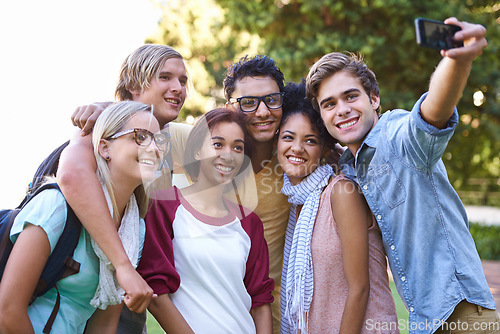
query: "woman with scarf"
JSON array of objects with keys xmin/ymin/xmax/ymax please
[
  {"xmin": 0, "ymin": 101, "xmax": 165, "ymax": 333},
  {"xmin": 277, "ymin": 82, "xmax": 398, "ymax": 333}
]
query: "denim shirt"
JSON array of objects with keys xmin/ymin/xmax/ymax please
[{"xmin": 339, "ymin": 93, "xmax": 495, "ymax": 333}]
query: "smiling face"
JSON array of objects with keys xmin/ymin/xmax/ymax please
[
  {"xmin": 132, "ymin": 57, "xmax": 187, "ymax": 127},
  {"xmin": 230, "ymin": 76, "xmax": 282, "ymax": 144},
  {"xmin": 196, "ymin": 122, "xmax": 246, "ymax": 186},
  {"xmin": 277, "ymin": 113, "xmax": 326, "ymax": 185},
  {"xmin": 317, "ymin": 70, "xmax": 380, "ymax": 155},
  {"xmin": 104, "ymin": 112, "xmax": 162, "ymax": 188}
]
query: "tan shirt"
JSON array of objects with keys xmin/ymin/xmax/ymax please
[
  {"xmin": 169, "ymin": 122, "xmax": 193, "ymax": 180},
  {"xmin": 148, "ymin": 122, "xmax": 193, "ymax": 192},
  {"xmin": 253, "ymin": 155, "xmax": 290, "ymax": 333}
]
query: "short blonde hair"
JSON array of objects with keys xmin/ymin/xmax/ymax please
[{"xmin": 115, "ymin": 44, "xmax": 184, "ymax": 101}]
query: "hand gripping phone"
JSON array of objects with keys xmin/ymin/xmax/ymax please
[{"xmin": 415, "ymin": 18, "xmax": 463, "ymax": 50}]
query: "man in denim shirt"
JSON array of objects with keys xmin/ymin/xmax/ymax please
[{"xmin": 306, "ymin": 18, "xmax": 499, "ymax": 333}]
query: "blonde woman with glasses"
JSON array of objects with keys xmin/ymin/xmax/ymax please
[{"xmin": 0, "ymin": 101, "xmax": 166, "ymax": 333}]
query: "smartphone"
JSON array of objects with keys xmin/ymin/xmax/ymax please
[{"xmin": 415, "ymin": 18, "xmax": 463, "ymax": 50}]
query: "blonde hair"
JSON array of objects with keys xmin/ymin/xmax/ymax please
[
  {"xmin": 92, "ymin": 101, "xmax": 153, "ymax": 218},
  {"xmin": 115, "ymin": 44, "xmax": 185, "ymax": 101}
]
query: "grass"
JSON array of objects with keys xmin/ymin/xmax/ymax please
[
  {"xmin": 469, "ymin": 222, "xmax": 500, "ymax": 260},
  {"xmin": 144, "ymin": 282, "xmax": 410, "ymax": 334},
  {"xmin": 146, "ymin": 312, "xmax": 163, "ymax": 334},
  {"xmin": 391, "ymin": 280, "xmax": 410, "ymax": 334}
]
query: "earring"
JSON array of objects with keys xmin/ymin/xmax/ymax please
[
  {"xmin": 105, "ymin": 156, "xmax": 110, "ymax": 161},
  {"xmin": 320, "ymin": 157, "xmax": 327, "ymax": 165}
]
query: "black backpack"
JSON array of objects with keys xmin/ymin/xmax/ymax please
[
  {"xmin": 0, "ymin": 180, "xmax": 81, "ymax": 331},
  {"xmin": 24, "ymin": 140, "xmax": 70, "ymax": 200}
]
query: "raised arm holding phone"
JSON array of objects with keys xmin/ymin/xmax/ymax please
[{"xmin": 306, "ymin": 18, "xmax": 498, "ymax": 333}]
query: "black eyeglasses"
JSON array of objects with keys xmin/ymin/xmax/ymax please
[
  {"xmin": 109, "ymin": 128, "xmax": 171, "ymax": 153},
  {"xmin": 229, "ymin": 92, "xmax": 284, "ymax": 113}
]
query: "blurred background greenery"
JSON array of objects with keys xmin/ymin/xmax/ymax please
[{"xmin": 145, "ymin": 0, "xmax": 499, "ymax": 206}]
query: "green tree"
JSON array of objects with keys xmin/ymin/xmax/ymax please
[
  {"xmin": 152, "ymin": 0, "xmax": 500, "ymax": 205},
  {"xmin": 212, "ymin": 0, "xmax": 500, "ymax": 205},
  {"xmin": 214, "ymin": 0, "xmax": 498, "ymax": 110},
  {"xmin": 148, "ymin": 0, "xmax": 263, "ymax": 119}
]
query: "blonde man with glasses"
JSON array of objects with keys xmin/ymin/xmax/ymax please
[{"xmin": 223, "ymin": 55, "xmax": 290, "ymax": 333}]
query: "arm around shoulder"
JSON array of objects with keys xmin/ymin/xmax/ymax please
[
  {"xmin": 57, "ymin": 131, "xmax": 101, "ymax": 210},
  {"xmin": 71, "ymin": 101, "xmax": 112, "ymax": 136},
  {"xmin": 57, "ymin": 131, "xmax": 120, "ymax": 258}
]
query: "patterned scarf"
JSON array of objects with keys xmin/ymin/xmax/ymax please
[
  {"xmin": 90, "ymin": 184, "xmax": 140, "ymax": 310},
  {"xmin": 280, "ymin": 164, "xmax": 333, "ymax": 333}
]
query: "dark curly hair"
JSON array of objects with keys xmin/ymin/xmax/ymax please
[
  {"xmin": 223, "ymin": 55, "xmax": 285, "ymax": 100},
  {"xmin": 281, "ymin": 80, "xmax": 338, "ymax": 150}
]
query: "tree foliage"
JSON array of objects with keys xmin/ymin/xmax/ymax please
[
  {"xmin": 148, "ymin": 0, "xmax": 263, "ymax": 118},
  {"xmin": 152, "ymin": 0, "xmax": 500, "ymax": 205}
]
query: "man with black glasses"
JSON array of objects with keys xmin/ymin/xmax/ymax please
[{"xmin": 223, "ymin": 55, "xmax": 291, "ymax": 333}]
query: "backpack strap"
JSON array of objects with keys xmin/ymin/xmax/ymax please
[
  {"xmin": 34, "ymin": 198, "xmax": 81, "ymax": 297},
  {"xmin": 20, "ymin": 183, "xmax": 61, "ymax": 209},
  {"xmin": 42, "ymin": 285, "xmax": 61, "ymax": 334},
  {"xmin": 29, "ymin": 141, "xmax": 70, "ymax": 194},
  {"xmin": 2, "ymin": 182, "xmax": 81, "ymax": 334},
  {"xmin": 0, "ymin": 208, "xmax": 21, "ymax": 276},
  {"xmin": 61, "ymin": 257, "xmax": 81, "ymax": 279},
  {"xmin": 0, "ymin": 183, "xmax": 60, "ymax": 275}
]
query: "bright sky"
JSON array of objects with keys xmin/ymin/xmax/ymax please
[{"xmin": 0, "ymin": 0, "xmax": 161, "ymax": 208}]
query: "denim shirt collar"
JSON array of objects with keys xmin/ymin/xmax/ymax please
[{"xmin": 339, "ymin": 116, "xmax": 383, "ymax": 178}]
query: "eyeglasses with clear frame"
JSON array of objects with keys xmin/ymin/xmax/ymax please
[
  {"xmin": 108, "ymin": 128, "xmax": 171, "ymax": 153},
  {"xmin": 229, "ymin": 92, "xmax": 284, "ymax": 113}
]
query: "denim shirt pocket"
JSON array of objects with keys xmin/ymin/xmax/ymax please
[{"xmin": 369, "ymin": 162, "xmax": 406, "ymax": 209}]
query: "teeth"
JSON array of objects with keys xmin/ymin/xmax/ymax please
[
  {"xmin": 139, "ymin": 159, "xmax": 156, "ymax": 165},
  {"xmin": 215, "ymin": 165, "xmax": 234, "ymax": 173},
  {"xmin": 165, "ymin": 98, "xmax": 179, "ymax": 105},
  {"xmin": 255, "ymin": 121, "xmax": 272, "ymax": 126},
  {"xmin": 288, "ymin": 156, "xmax": 306, "ymax": 163},
  {"xmin": 339, "ymin": 120, "xmax": 357, "ymax": 129}
]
